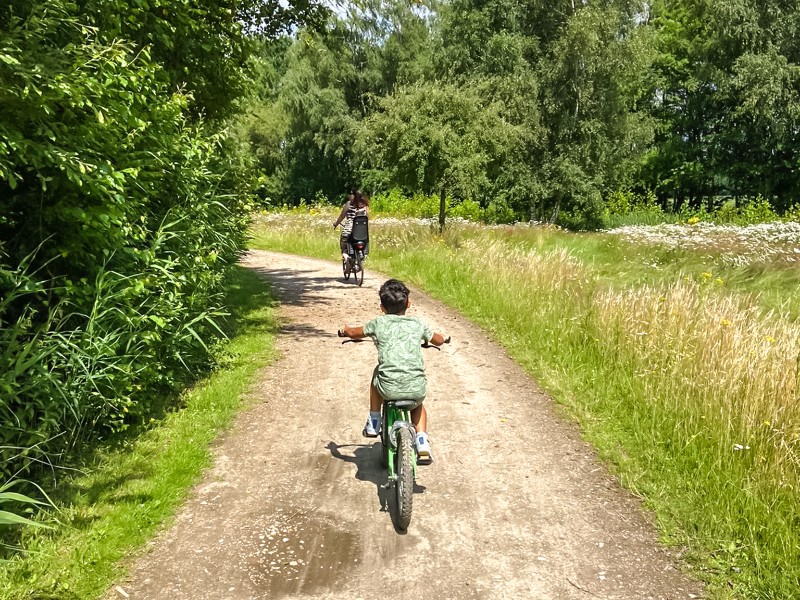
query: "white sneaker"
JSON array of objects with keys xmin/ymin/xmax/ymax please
[
  {"xmin": 362, "ymin": 415, "xmax": 380, "ymax": 438},
  {"xmin": 416, "ymin": 434, "xmax": 433, "ymax": 464}
]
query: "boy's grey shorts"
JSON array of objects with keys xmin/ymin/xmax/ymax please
[{"xmin": 372, "ymin": 366, "xmax": 425, "ymax": 409}]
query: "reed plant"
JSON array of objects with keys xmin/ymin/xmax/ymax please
[
  {"xmin": 0, "ymin": 266, "xmax": 277, "ymax": 599},
  {"xmin": 251, "ymin": 210, "xmax": 800, "ymax": 599}
]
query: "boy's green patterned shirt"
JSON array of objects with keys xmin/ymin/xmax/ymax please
[{"xmin": 364, "ymin": 314, "xmax": 433, "ymax": 400}]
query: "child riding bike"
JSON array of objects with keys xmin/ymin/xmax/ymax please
[{"xmin": 338, "ymin": 279, "xmax": 448, "ymax": 463}]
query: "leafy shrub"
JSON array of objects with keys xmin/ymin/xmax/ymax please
[
  {"xmin": 603, "ymin": 190, "xmax": 668, "ymax": 228},
  {"xmin": 450, "ymin": 199, "xmax": 482, "ymax": 221},
  {"xmin": 483, "ymin": 199, "xmax": 517, "ymax": 224},
  {"xmin": 0, "ymin": 2, "xmax": 251, "ymax": 479},
  {"xmin": 737, "ymin": 196, "xmax": 779, "ymax": 225},
  {"xmin": 783, "ymin": 203, "xmax": 800, "ymax": 222},
  {"xmin": 371, "ymin": 189, "xmax": 441, "ymax": 218}
]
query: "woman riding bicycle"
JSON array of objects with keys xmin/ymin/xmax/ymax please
[{"xmin": 333, "ymin": 189, "xmax": 369, "ymax": 264}]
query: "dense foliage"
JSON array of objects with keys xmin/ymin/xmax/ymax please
[
  {"xmin": 0, "ymin": 0, "xmax": 322, "ymax": 483},
  {"xmin": 242, "ymin": 0, "xmax": 800, "ymax": 228}
]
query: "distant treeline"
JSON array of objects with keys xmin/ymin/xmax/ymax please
[{"xmin": 240, "ymin": 0, "xmax": 800, "ymax": 228}]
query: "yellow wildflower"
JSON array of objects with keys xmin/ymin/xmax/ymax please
[{"xmin": 721, "ymin": 319, "xmax": 732, "ymax": 327}]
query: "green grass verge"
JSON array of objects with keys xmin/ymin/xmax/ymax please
[
  {"xmin": 250, "ymin": 212, "xmax": 800, "ymax": 600},
  {"xmin": 0, "ymin": 267, "xmax": 278, "ymax": 600}
]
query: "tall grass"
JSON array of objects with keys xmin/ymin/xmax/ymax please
[
  {"xmin": 0, "ymin": 266, "xmax": 277, "ymax": 599},
  {"xmin": 251, "ymin": 210, "xmax": 800, "ymax": 599}
]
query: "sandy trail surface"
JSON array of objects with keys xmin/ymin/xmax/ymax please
[{"xmin": 110, "ymin": 250, "xmax": 703, "ymax": 600}]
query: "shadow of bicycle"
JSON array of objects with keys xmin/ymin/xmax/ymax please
[{"xmin": 326, "ymin": 441, "xmax": 426, "ymax": 533}]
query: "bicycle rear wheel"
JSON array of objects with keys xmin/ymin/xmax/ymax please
[
  {"xmin": 394, "ymin": 427, "xmax": 414, "ymax": 530},
  {"xmin": 354, "ymin": 255, "xmax": 364, "ymax": 286}
]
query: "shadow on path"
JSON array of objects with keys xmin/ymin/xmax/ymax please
[
  {"xmin": 326, "ymin": 441, "xmax": 427, "ymax": 534},
  {"xmin": 245, "ymin": 265, "xmax": 359, "ymax": 309}
]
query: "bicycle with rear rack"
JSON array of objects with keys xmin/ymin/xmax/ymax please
[
  {"xmin": 340, "ymin": 214, "xmax": 369, "ymax": 286},
  {"xmin": 339, "ymin": 335, "xmax": 450, "ymax": 530}
]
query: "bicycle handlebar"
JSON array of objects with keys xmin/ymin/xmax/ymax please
[{"xmin": 338, "ymin": 331, "xmax": 451, "ymax": 347}]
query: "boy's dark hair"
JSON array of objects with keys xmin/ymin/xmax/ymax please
[{"xmin": 379, "ymin": 279, "xmax": 410, "ymax": 314}]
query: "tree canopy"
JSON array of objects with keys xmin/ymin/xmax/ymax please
[{"xmin": 241, "ymin": 0, "xmax": 800, "ymax": 226}]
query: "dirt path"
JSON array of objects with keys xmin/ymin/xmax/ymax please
[{"xmin": 110, "ymin": 250, "xmax": 703, "ymax": 600}]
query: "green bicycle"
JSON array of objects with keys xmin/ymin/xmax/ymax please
[{"xmin": 340, "ymin": 336, "xmax": 449, "ymax": 530}]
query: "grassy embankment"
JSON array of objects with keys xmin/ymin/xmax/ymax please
[
  {"xmin": 0, "ymin": 267, "xmax": 278, "ymax": 600},
  {"xmin": 251, "ymin": 209, "xmax": 800, "ymax": 600}
]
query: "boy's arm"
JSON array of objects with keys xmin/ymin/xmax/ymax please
[{"xmin": 338, "ymin": 325, "xmax": 366, "ymax": 339}]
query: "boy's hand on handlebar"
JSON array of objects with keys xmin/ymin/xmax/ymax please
[
  {"xmin": 427, "ymin": 332, "xmax": 450, "ymax": 346},
  {"xmin": 338, "ymin": 325, "xmax": 366, "ymax": 339}
]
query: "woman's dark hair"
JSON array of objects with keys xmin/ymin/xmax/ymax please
[
  {"xmin": 379, "ymin": 279, "xmax": 409, "ymax": 314},
  {"xmin": 353, "ymin": 189, "xmax": 369, "ymax": 208}
]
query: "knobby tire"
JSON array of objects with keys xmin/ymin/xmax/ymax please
[
  {"xmin": 355, "ymin": 256, "xmax": 364, "ymax": 286},
  {"xmin": 395, "ymin": 427, "xmax": 414, "ymax": 530}
]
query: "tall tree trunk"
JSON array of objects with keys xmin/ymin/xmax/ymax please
[
  {"xmin": 439, "ymin": 186, "xmax": 446, "ymax": 233},
  {"xmin": 549, "ymin": 197, "xmax": 561, "ymax": 224}
]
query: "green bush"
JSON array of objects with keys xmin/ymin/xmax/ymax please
[
  {"xmin": 783, "ymin": 203, "xmax": 800, "ymax": 222},
  {"xmin": 483, "ymin": 199, "xmax": 517, "ymax": 224},
  {"xmin": 603, "ymin": 190, "xmax": 669, "ymax": 228},
  {"xmin": 737, "ymin": 196, "xmax": 779, "ymax": 225},
  {"xmin": 450, "ymin": 199, "xmax": 482, "ymax": 221},
  {"xmin": 0, "ymin": 2, "xmax": 251, "ymax": 480}
]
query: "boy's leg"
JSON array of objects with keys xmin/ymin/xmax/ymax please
[
  {"xmin": 363, "ymin": 382, "xmax": 383, "ymax": 437},
  {"xmin": 410, "ymin": 404, "xmax": 427, "ymax": 434},
  {"xmin": 411, "ymin": 403, "xmax": 433, "ymax": 464},
  {"xmin": 369, "ymin": 383, "xmax": 383, "ymax": 413}
]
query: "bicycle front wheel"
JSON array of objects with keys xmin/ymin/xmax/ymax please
[{"xmin": 394, "ymin": 427, "xmax": 414, "ymax": 530}]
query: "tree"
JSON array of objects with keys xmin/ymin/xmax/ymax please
[
  {"xmin": 355, "ymin": 82, "xmax": 520, "ymax": 229},
  {"xmin": 436, "ymin": 0, "xmax": 655, "ymax": 227},
  {"xmin": 0, "ymin": 0, "xmax": 326, "ymax": 480},
  {"xmin": 244, "ymin": 0, "xmax": 435, "ymax": 202},
  {"xmin": 536, "ymin": 2, "xmax": 656, "ymax": 226},
  {"xmin": 644, "ymin": 0, "xmax": 800, "ymax": 211}
]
